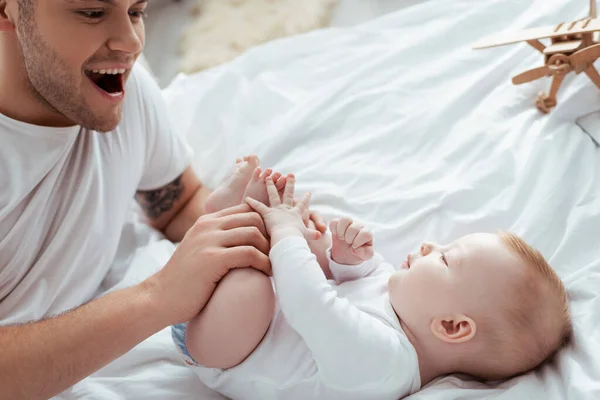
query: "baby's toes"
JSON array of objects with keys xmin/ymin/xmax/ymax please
[
  {"xmin": 260, "ymin": 168, "xmax": 273, "ymax": 180},
  {"xmin": 276, "ymin": 176, "xmax": 287, "ymax": 192},
  {"xmin": 271, "ymin": 172, "xmax": 282, "ymax": 184},
  {"xmin": 248, "ymin": 167, "xmax": 261, "ymax": 182},
  {"xmin": 244, "ymin": 155, "xmax": 260, "ymax": 169}
]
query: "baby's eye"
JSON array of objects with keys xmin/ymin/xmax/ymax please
[{"xmin": 440, "ymin": 254, "xmax": 448, "ymax": 266}]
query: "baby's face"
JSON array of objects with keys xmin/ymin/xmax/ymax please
[{"xmin": 388, "ymin": 233, "xmax": 524, "ymax": 330}]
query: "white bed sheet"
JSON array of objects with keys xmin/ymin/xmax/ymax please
[{"xmin": 60, "ymin": 0, "xmax": 600, "ymax": 398}]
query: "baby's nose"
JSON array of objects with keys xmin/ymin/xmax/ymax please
[{"xmin": 420, "ymin": 242, "xmax": 433, "ymax": 256}]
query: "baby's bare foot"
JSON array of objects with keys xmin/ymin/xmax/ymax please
[
  {"xmin": 243, "ymin": 168, "xmax": 288, "ymax": 205},
  {"xmin": 205, "ymin": 155, "xmax": 260, "ymax": 213}
]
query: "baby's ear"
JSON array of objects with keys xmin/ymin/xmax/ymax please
[{"xmin": 430, "ymin": 315, "xmax": 476, "ymax": 344}]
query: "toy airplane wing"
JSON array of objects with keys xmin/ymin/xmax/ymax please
[{"xmin": 473, "ymin": 19, "xmax": 600, "ymax": 49}]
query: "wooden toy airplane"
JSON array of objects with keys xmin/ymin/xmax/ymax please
[{"xmin": 473, "ymin": 0, "xmax": 600, "ymax": 113}]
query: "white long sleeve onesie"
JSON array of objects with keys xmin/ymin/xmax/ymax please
[{"xmin": 191, "ymin": 236, "xmax": 421, "ymax": 400}]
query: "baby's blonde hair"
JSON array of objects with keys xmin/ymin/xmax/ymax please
[{"xmin": 475, "ymin": 232, "xmax": 572, "ymax": 381}]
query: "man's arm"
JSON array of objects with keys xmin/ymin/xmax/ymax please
[
  {"xmin": 135, "ymin": 166, "xmax": 211, "ymax": 242},
  {"xmin": 0, "ymin": 205, "xmax": 271, "ymax": 400},
  {"xmin": 0, "ymin": 283, "xmax": 163, "ymax": 400},
  {"xmin": 136, "ymin": 166, "xmax": 329, "ymax": 243}
]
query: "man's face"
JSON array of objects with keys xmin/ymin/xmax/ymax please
[{"xmin": 13, "ymin": 0, "xmax": 146, "ymax": 132}]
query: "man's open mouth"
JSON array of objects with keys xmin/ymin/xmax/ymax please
[{"xmin": 85, "ymin": 69, "xmax": 126, "ymax": 95}]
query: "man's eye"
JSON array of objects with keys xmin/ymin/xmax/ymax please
[
  {"xmin": 79, "ymin": 10, "xmax": 105, "ymax": 19},
  {"xmin": 130, "ymin": 10, "xmax": 147, "ymax": 19},
  {"xmin": 440, "ymin": 254, "xmax": 448, "ymax": 266}
]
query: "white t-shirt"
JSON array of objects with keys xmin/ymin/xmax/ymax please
[
  {"xmin": 193, "ymin": 237, "xmax": 421, "ymax": 400},
  {"xmin": 0, "ymin": 64, "xmax": 193, "ymax": 324}
]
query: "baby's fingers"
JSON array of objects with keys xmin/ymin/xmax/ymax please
[
  {"xmin": 344, "ymin": 222, "xmax": 362, "ymax": 244},
  {"xmin": 265, "ymin": 177, "xmax": 281, "ymax": 207},
  {"xmin": 336, "ymin": 217, "xmax": 353, "ymax": 240},
  {"xmin": 282, "ymin": 174, "xmax": 296, "ymax": 206},
  {"xmin": 245, "ymin": 197, "xmax": 270, "ymax": 216},
  {"xmin": 352, "ymin": 245, "xmax": 374, "ymax": 260},
  {"xmin": 352, "ymin": 228, "xmax": 373, "ymax": 249},
  {"xmin": 329, "ymin": 219, "xmax": 339, "ymax": 236},
  {"xmin": 303, "ymin": 226, "xmax": 322, "ymax": 241},
  {"xmin": 295, "ymin": 192, "xmax": 312, "ymax": 216}
]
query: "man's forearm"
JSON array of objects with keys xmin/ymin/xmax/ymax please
[
  {"xmin": 0, "ymin": 282, "xmax": 166, "ymax": 400},
  {"xmin": 164, "ymin": 184, "xmax": 212, "ymax": 242}
]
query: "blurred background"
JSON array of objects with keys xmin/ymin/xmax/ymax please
[{"xmin": 143, "ymin": 0, "xmax": 424, "ymax": 87}]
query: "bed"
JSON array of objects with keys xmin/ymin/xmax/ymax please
[{"xmin": 58, "ymin": 0, "xmax": 600, "ymax": 398}]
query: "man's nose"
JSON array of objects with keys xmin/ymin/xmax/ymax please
[{"xmin": 107, "ymin": 15, "xmax": 144, "ymax": 55}]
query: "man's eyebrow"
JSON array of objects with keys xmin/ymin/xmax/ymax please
[{"xmin": 66, "ymin": 0, "xmax": 148, "ymax": 5}]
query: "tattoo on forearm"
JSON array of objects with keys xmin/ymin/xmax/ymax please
[{"xmin": 136, "ymin": 175, "xmax": 184, "ymax": 220}]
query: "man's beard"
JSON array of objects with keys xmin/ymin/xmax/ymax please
[{"xmin": 15, "ymin": 17, "xmax": 121, "ymax": 132}]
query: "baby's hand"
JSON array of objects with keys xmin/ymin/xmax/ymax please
[
  {"xmin": 330, "ymin": 217, "xmax": 374, "ymax": 265},
  {"xmin": 245, "ymin": 175, "xmax": 321, "ymax": 246}
]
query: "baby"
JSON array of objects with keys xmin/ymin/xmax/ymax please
[{"xmin": 172, "ymin": 162, "xmax": 572, "ymax": 400}]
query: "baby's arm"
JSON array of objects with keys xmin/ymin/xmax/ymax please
[
  {"xmin": 271, "ymin": 237, "xmax": 403, "ymax": 390},
  {"xmin": 245, "ymin": 179, "xmax": 405, "ymax": 390},
  {"xmin": 328, "ymin": 217, "xmax": 382, "ymax": 284}
]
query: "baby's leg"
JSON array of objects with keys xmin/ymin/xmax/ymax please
[
  {"xmin": 185, "ymin": 268, "xmax": 275, "ymax": 369},
  {"xmin": 205, "ymin": 155, "xmax": 260, "ymax": 214}
]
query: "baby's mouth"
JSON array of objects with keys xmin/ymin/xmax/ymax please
[
  {"xmin": 85, "ymin": 68, "xmax": 126, "ymax": 95},
  {"xmin": 402, "ymin": 254, "xmax": 411, "ymax": 269}
]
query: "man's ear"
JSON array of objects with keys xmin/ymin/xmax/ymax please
[
  {"xmin": 430, "ymin": 315, "xmax": 476, "ymax": 344},
  {"xmin": 0, "ymin": 0, "xmax": 16, "ymax": 32}
]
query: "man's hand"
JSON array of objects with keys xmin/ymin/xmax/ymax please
[
  {"xmin": 245, "ymin": 175, "xmax": 321, "ymax": 246},
  {"xmin": 330, "ymin": 217, "xmax": 374, "ymax": 265},
  {"xmin": 145, "ymin": 204, "xmax": 272, "ymax": 326}
]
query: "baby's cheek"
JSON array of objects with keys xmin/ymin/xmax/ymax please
[
  {"xmin": 388, "ymin": 272, "xmax": 404, "ymax": 297},
  {"xmin": 388, "ymin": 273, "xmax": 408, "ymax": 316}
]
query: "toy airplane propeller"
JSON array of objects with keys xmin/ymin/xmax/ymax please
[{"xmin": 473, "ymin": 0, "xmax": 600, "ymax": 113}]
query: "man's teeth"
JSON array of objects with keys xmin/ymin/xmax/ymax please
[{"xmin": 90, "ymin": 68, "xmax": 126, "ymax": 75}]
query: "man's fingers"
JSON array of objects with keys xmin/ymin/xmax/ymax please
[
  {"xmin": 222, "ymin": 227, "xmax": 270, "ymax": 255},
  {"xmin": 336, "ymin": 217, "xmax": 353, "ymax": 240},
  {"xmin": 345, "ymin": 223, "xmax": 361, "ymax": 244},
  {"xmin": 265, "ymin": 178, "xmax": 282, "ymax": 207},
  {"xmin": 224, "ymin": 246, "xmax": 272, "ymax": 276},
  {"xmin": 353, "ymin": 229, "xmax": 373, "ymax": 249},
  {"xmin": 282, "ymin": 174, "xmax": 295, "ymax": 206},
  {"xmin": 208, "ymin": 203, "xmax": 254, "ymax": 218},
  {"xmin": 219, "ymin": 211, "xmax": 268, "ymax": 238},
  {"xmin": 244, "ymin": 197, "xmax": 271, "ymax": 218}
]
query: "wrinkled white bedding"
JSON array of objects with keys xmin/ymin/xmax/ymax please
[{"xmin": 59, "ymin": 0, "xmax": 600, "ymax": 398}]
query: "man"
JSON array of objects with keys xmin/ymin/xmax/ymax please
[{"xmin": 0, "ymin": 0, "xmax": 326, "ymax": 398}]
